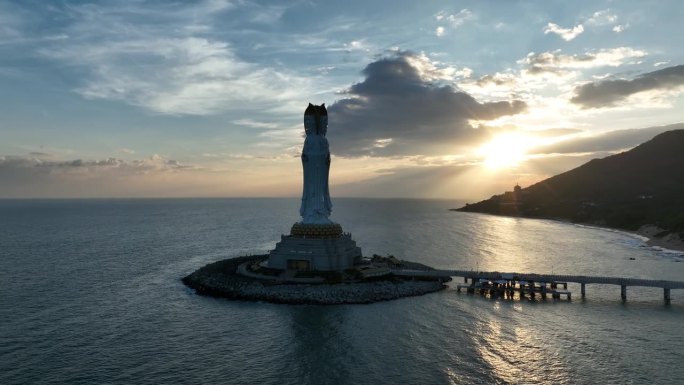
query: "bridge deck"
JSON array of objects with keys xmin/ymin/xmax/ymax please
[{"xmin": 393, "ymin": 269, "xmax": 684, "ymax": 289}]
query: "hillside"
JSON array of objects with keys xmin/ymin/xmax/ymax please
[{"xmin": 456, "ymin": 130, "xmax": 684, "ymax": 232}]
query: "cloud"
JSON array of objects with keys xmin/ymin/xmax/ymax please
[
  {"xmin": 586, "ymin": 9, "xmax": 618, "ymax": 26},
  {"xmin": 44, "ymin": 36, "xmax": 310, "ymax": 116},
  {"xmin": 333, "ymin": 123, "xmax": 684, "ymax": 200},
  {"xmin": 531, "ymin": 124, "xmax": 684, "ymax": 154},
  {"xmin": 0, "ymin": 151, "xmax": 307, "ymax": 198},
  {"xmin": 570, "ymin": 65, "xmax": 684, "ymax": 108},
  {"xmin": 343, "ymin": 39, "xmax": 370, "ymax": 53},
  {"xmin": 0, "ymin": 5, "xmax": 23, "ymax": 41},
  {"xmin": 475, "ymin": 73, "xmax": 518, "ymax": 87},
  {"xmin": 583, "ymin": 9, "xmax": 627, "ymax": 33},
  {"xmin": 529, "ymin": 128, "xmax": 583, "ymax": 138},
  {"xmin": 543, "ymin": 23, "xmax": 584, "ymax": 41},
  {"xmin": 434, "ymin": 9, "xmax": 474, "ymax": 37},
  {"xmin": 457, "ymin": 72, "xmax": 520, "ymax": 99},
  {"xmin": 334, "ymin": 163, "xmax": 475, "ymax": 198},
  {"xmin": 0, "ymin": 154, "xmax": 211, "ymax": 198},
  {"xmin": 521, "ymin": 48, "xmax": 647, "ymax": 75},
  {"xmin": 612, "ymin": 24, "xmax": 627, "ymax": 33},
  {"xmin": 249, "ymin": 4, "xmax": 286, "ymax": 24},
  {"xmin": 327, "ymin": 52, "xmax": 526, "ymax": 157},
  {"xmin": 35, "ymin": 1, "xmax": 310, "ymax": 116},
  {"xmin": 333, "ymin": 152, "xmax": 600, "ymax": 200},
  {"xmin": 232, "ymin": 119, "xmax": 280, "ymax": 129},
  {"xmin": 333, "ymin": 124, "xmax": 682, "ymax": 200},
  {"xmin": 335, "ymin": 124, "xmax": 683, "ymax": 200},
  {"xmin": 1, "ymin": 154, "xmax": 193, "ymax": 172},
  {"xmin": 316, "ymin": 66, "xmax": 336, "ymax": 75},
  {"xmin": 435, "ymin": 9, "xmax": 474, "ymax": 28}
]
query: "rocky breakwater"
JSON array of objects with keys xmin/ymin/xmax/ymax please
[{"xmin": 182, "ymin": 255, "xmax": 450, "ymax": 305}]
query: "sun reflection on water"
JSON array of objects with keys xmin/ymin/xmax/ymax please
[{"xmin": 469, "ymin": 302, "xmax": 572, "ymax": 384}]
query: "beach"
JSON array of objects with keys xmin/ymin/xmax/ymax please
[{"xmin": 637, "ymin": 224, "xmax": 684, "ymax": 253}]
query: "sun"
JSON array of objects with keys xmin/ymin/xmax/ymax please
[{"xmin": 477, "ymin": 133, "xmax": 532, "ymax": 169}]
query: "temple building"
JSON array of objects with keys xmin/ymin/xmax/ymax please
[{"xmin": 267, "ymin": 104, "xmax": 362, "ymax": 271}]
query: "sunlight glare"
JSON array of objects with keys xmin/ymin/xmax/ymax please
[{"xmin": 478, "ymin": 133, "xmax": 532, "ymax": 169}]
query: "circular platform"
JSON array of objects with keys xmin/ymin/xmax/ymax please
[{"xmin": 182, "ymin": 255, "xmax": 450, "ymax": 305}]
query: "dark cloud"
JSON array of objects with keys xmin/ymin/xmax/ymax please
[
  {"xmin": 327, "ymin": 52, "xmax": 526, "ymax": 157},
  {"xmin": 531, "ymin": 123, "xmax": 684, "ymax": 154},
  {"xmin": 0, "ymin": 156, "xmax": 191, "ymax": 172},
  {"xmin": 571, "ymin": 65, "xmax": 684, "ymax": 108},
  {"xmin": 0, "ymin": 155, "xmax": 196, "ymax": 198}
]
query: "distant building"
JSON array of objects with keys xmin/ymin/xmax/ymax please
[{"xmin": 499, "ymin": 184, "xmax": 525, "ymax": 215}]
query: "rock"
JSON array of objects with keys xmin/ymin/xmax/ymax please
[{"xmin": 182, "ymin": 255, "xmax": 448, "ymax": 305}]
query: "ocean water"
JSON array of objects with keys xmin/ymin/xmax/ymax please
[{"xmin": 1, "ymin": 198, "xmax": 683, "ymax": 385}]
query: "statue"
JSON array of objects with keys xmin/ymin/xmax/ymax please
[
  {"xmin": 299, "ymin": 103, "xmax": 333, "ymax": 224},
  {"xmin": 267, "ymin": 103, "xmax": 362, "ymax": 271}
]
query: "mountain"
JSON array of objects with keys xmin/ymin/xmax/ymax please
[{"xmin": 456, "ymin": 130, "xmax": 684, "ymax": 232}]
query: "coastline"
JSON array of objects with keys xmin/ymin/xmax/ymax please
[
  {"xmin": 573, "ymin": 222, "xmax": 684, "ymax": 254},
  {"xmin": 454, "ymin": 210, "xmax": 684, "ymax": 254},
  {"xmin": 635, "ymin": 224, "xmax": 684, "ymax": 253}
]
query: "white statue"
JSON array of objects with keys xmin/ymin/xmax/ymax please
[{"xmin": 299, "ymin": 103, "xmax": 333, "ymax": 224}]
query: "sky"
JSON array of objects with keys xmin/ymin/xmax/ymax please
[{"xmin": 1, "ymin": 0, "xmax": 683, "ymax": 200}]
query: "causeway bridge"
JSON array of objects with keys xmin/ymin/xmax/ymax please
[{"xmin": 393, "ymin": 269, "xmax": 684, "ymax": 302}]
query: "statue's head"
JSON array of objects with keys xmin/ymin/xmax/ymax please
[{"xmin": 304, "ymin": 103, "xmax": 328, "ymax": 135}]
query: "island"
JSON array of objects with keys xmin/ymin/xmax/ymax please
[{"xmin": 183, "ymin": 104, "xmax": 450, "ymax": 305}]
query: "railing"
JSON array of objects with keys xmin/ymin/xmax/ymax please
[{"xmin": 392, "ymin": 268, "xmax": 684, "ymax": 302}]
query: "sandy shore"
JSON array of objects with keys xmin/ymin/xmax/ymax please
[{"xmin": 636, "ymin": 225, "xmax": 684, "ymax": 253}]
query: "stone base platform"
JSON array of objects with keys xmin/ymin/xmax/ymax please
[
  {"xmin": 268, "ymin": 222, "xmax": 362, "ymax": 271},
  {"xmin": 182, "ymin": 255, "xmax": 450, "ymax": 305}
]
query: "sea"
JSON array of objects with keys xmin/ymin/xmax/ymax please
[{"xmin": 1, "ymin": 198, "xmax": 683, "ymax": 385}]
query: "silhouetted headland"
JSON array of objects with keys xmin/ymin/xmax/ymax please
[{"xmin": 455, "ymin": 130, "xmax": 684, "ymax": 250}]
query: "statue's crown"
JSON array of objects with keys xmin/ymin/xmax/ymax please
[
  {"xmin": 304, "ymin": 103, "xmax": 328, "ymax": 135},
  {"xmin": 305, "ymin": 103, "xmax": 327, "ymax": 116}
]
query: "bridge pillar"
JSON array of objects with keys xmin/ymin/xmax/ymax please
[
  {"xmin": 664, "ymin": 288, "xmax": 671, "ymax": 303},
  {"xmin": 581, "ymin": 283, "xmax": 586, "ymax": 298},
  {"xmin": 621, "ymin": 285, "xmax": 627, "ymax": 301},
  {"xmin": 464, "ymin": 276, "xmax": 468, "ymax": 283}
]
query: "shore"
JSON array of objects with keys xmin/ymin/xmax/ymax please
[
  {"xmin": 636, "ymin": 224, "xmax": 684, "ymax": 253},
  {"xmin": 182, "ymin": 255, "xmax": 449, "ymax": 305},
  {"xmin": 572, "ymin": 222, "xmax": 684, "ymax": 254},
  {"xmin": 454, "ymin": 210, "xmax": 684, "ymax": 254}
]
